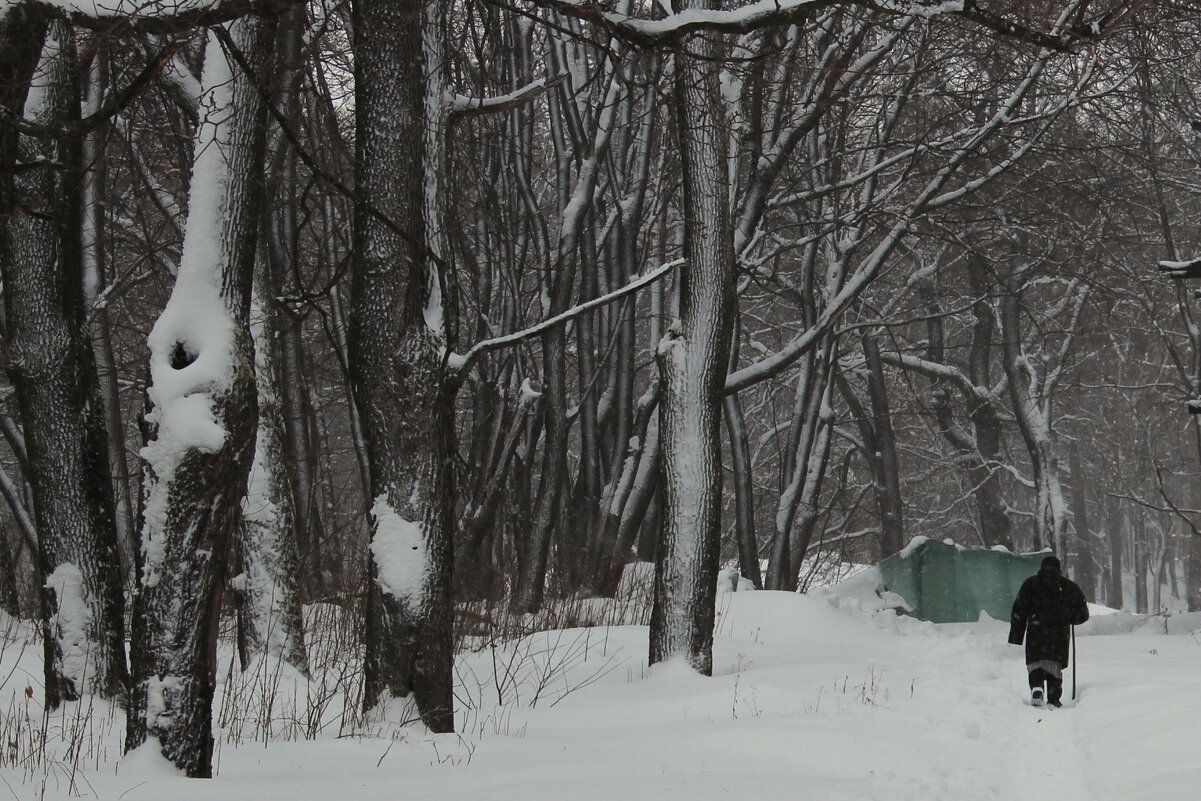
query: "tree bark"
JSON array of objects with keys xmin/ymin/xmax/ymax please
[
  {"xmin": 649, "ymin": 7, "xmax": 735, "ymax": 674},
  {"xmin": 999, "ymin": 288, "xmax": 1067, "ymax": 554},
  {"xmin": 1067, "ymin": 444, "xmax": 1095, "ymax": 600},
  {"xmin": 862, "ymin": 334, "xmax": 904, "ymax": 556},
  {"xmin": 768, "ymin": 340, "xmax": 835, "ymax": 591},
  {"xmin": 351, "ymin": 0, "xmax": 454, "ymax": 732},
  {"xmin": 1, "ymin": 15, "xmax": 128, "ymax": 708},
  {"xmin": 126, "ymin": 17, "xmax": 274, "ymax": 776},
  {"xmin": 234, "ymin": 273, "xmax": 309, "ymax": 675}
]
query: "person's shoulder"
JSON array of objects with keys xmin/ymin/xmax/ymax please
[{"xmin": 1054, "ymin": 575, "xmax": 1084, "ymax": 594}]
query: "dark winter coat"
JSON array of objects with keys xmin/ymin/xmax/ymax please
[{"xmin": 1008, "ymin": 566, "xmax": 1089, "ymax": 668}]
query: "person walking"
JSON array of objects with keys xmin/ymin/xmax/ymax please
[{"xmin": 1008, "ymin": 555, "xmax": 1090, "ymax": 707}]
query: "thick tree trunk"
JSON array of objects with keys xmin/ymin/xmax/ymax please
[
  {"xmin": 1, "ymin": 17, "xmax": 128, "ymax": 708},
  {"xmin": 351, "ymin": 0, "xmax": 454, "ymax": 732},
  {"xmin": 126, "ymin": 18, "xmax": 274, "ymax": 776},
  {"xmin": 649, "ymin": 13, "xmax": 735, "ymax": 674}
]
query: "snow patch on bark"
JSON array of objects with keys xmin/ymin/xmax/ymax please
[
  {"xmin": 370, "ymin": 496, "xmax": 428, "ymax": 602},
  {"xmin": 145, "ymin": 674, "xmax": 184, "ymax": 731},
  {"xmin": 44, "ymin": 563, "xmax": 93, "ymax": 691}
]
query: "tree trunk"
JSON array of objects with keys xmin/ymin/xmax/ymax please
[
  {"xmin": 862, "ymin": 334, "xmax": 904, "ymax": 556},
  {"xmin": 1, "ymin": 526, "xmax": 20, "ymax": 617},
  {"xmin": 924, "ymin": 279, "xmax": 1012, "ymax": 549},
  {"xmin": 351, "ymin": 0, "xmax": 454, "ymax": 732},
  {"xmin": 1133, "ymin": 521, "xmax": 1148, "ymax": 614},
  {"xmin": 769, "ymin": 340, "xmax": 836, "ymax": 591},
  {"xmin": 1068, "ymin": 444, "xmax": 1095, "ymax": 600},
  {"xmin": 592, "ymin": 382, "xmax": 661, "ymax": 596},
  {"xmin": 1, "ymin": 16, "xmax": 128, "ymax": 708},
  {"xmin": 81, "ymin": 53, "xmax": 137, "ymax": 586},
  {"xmin": 234, "ymin": 275, "xmax": 309, "ymax": 675},
  {"xmin": 999, "ymin": 290, "xmax": 1066, "ymax": 554},
  {"xmin": 1107, "ymin": 495, "xmax": 1123, "ymax": 610},
  {"xmin": 649, "ymin": 12, "xmax": 735, "ymax": 674},
  {"xmin": 265, "ymin": 6, "xmax": 325, "ymax": 599},
  {"xmin": 723, "ymin": 390, "xmax": 761, "ymax": 588},
  {"xmin": 126, "ymin": 18, "xmax": 274, "ymax": 776},
  {"xmin": 723, "ymin": 319, "xmax": 761, "ymax": 589}
]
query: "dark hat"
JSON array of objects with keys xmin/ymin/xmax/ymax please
[{"xmin": 1041, "ymin": 555, "xmax": 1061, "ymax": 570}]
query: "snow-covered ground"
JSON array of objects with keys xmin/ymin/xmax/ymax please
[{"xmin": 3, "ymin": 578, "xmax": 1200, "ymax": 801}]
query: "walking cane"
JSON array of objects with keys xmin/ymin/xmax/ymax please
[{"xmin": 1071, "ymin": 625, "xmax": 1077, "ymax": 701}]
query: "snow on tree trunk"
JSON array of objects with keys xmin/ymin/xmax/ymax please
[
  {"xmin": 233, "ymin": 286, "xmax": 309, "ymax": 675},
  {"xmin": 1, "ymin": 18, "xmax": 128, "ymax": 707},
  {"xmin": 351, "ymin": 0, "xmax": 454, "ymax": 733},
  {"xmin": 125, "ymin": 17, "xmax": 275, "ymax": 777},
  {"xmin": 649, "ymin": 7, "xmax": 736, "ymax": 674},
  {"xmin": 999, "ymin": 289, "xmax": 1070, "ymax": 555}
]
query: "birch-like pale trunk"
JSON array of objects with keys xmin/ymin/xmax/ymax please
[
  {"xmin": 999, "ymin": 288, "xmax": 1071, "ymax": 555},
  {"xmin": 351, "ymin": 0, "xmax": 454, "ymax": 732},
  {"xmin": 81, "ymin": 53, "xmax": 137, "ymax": 583},
  {"xmin": 234, "ymin": 281, "xmax": 309, "ymax": 675},
  {"xmin": 126, "ymin": 17, "xmax": 275, "ymax": 776},
  {"xmin": 649, "ymin": 0, "xmax": 735, "ymax": 673},
  {"xmin": 1, "ymin": 16, "xmax": 128, "ymax": 707}
]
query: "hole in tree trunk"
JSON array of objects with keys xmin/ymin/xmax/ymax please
[{"xmin": 171, "ymin": 342, "xmax": 197, "ymax": 370}]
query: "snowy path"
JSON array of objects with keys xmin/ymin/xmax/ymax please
[
  {"xmin": 1006, "ymin": 704, "xmax": 1093, "ymax": 801},
  {"xmin": 6, "ymin": 593, "xmax": 1201, "ymax": 801}
]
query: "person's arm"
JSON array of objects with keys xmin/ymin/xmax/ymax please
[
  {"xmin": 1070, "ymin": 582, "xmax": 1090, "ymax": 625},
  {"xmin": 1009, "ymin": 580, "xmax": 1031, "ymax": 644}
]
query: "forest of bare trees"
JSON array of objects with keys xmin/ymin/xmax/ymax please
[{"xmin": 3, "ymin": 0, "xmax": 1201, "ymax": 777}]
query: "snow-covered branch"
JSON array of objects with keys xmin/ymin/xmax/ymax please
[
  {"xmin": 883, "ymin": 353, "xmax": 994, "ymax": 405},
  {"xmin": 449, "ymin": 258, "xmax": 682, "ymax": 376},
  {"xmin": 448, "ymin": 74, "xmax": 567, "ymax": 121},
  {"xmin": 515, "ymin": 0, "xmax": 1129, "ymax": 50}
]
